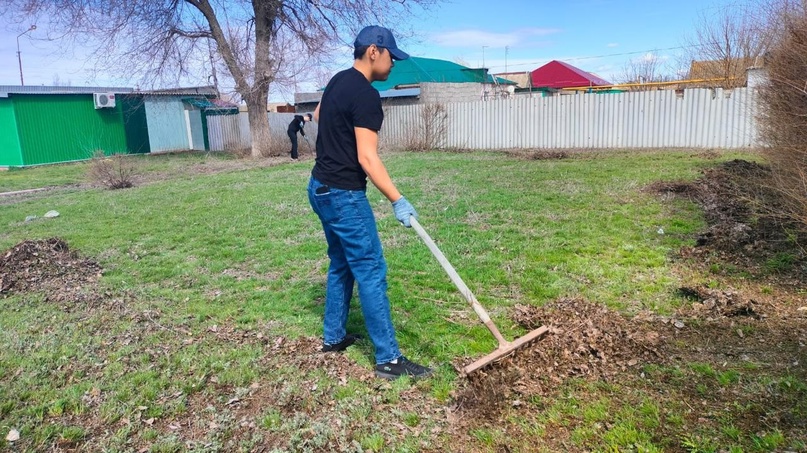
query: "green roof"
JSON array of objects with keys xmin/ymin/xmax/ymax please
[
  {"xmin": 372, "ymin": 56, "xmax": 515, "ymax": 91},
  {"xmin": 182, "ymin": 97, "xmax": 238, "ymax": 115}
]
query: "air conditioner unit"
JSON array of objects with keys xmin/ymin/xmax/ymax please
[{"xmin": 93, "ymin": 92, "xmax": 116, "ymax": 109}]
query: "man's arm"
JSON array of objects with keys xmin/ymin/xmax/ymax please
[
  {"xmin": 313, "ymin": 103, "xmax": 321, "ymax": 122},
  {"xmin": 355, "ymin": 127, "xmax": 400, "ymax": 202}
]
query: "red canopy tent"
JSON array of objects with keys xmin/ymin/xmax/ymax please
[{"xmin": 530, "ymin": 60, "xmax": 612, "ymax": 89}]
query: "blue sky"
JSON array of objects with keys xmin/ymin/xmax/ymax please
[
  {"xmin": 404, "ymin": 0, "xmax": 729, "ymax": 79},
  {"xmin": 0, "ymin": 0, "xmax": 732, "ymax": 101}
]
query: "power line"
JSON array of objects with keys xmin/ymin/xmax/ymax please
[{"xmin": 485, "ymin": 44, "xmax": 702, "ymax": 72}]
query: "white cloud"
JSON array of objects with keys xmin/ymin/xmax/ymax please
[
  {"xmin": 431, "ymin": 28, "xmax": 560, "ymax": 49},
  {"xmin": 635, "ymin": 52, "xmax": 670, "ymax": 63},
  {"xmin": 607, "ymin": 43, "xmax": 619, "ymax": 48}
]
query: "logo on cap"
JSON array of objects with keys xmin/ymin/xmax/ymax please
[{"xmin": 354, "ymin": 25, "xmax": 410, "ymax": 60}]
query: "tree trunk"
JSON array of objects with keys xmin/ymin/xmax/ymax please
[
  {"xmin": 247, "ymin": 2, "xmax": 276, "ymax": 157},
  {"xmin": 245, "ymin": 92, "xmax": 272, "ymax": 157},
  {"xmin": 187, "ymin": 0, "xmax": 276, "ymax": 157}
]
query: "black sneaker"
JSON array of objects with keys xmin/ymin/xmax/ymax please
[
  {"xmin": 321, "ymin": 334, "xmax": 360, "ymax": 352},
  {"xmin": 375, "ymin": 356, "xmax": 433, "ymax": 380}
]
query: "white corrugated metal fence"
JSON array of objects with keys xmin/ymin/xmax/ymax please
[
  {"xmin": 380, "ymin": 87, "xmax": 758, "ymax": 150},
  {"xmin": 207, "ymin": 114, "xmax": 250, "ymax": 151},
  {"xmin": 206, "ymin": 87, "xmax": 759, "ymax": 151},
  {"xmin": 207, "ymin": 112, "xmax": 318, "ymax": 151}
]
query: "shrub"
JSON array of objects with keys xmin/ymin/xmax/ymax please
[
  {"xmin": 404, "ymin": 103, "xmax": 448, "ymax": 151},
  {"xmin": 758, "ymin": 7, "xmax": 807, "ymax": 227},
  {"xmin": 87, "ymin": 150, "xmax": 135, "ymax": 189}
]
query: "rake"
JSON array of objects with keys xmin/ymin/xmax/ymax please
[{"xmin": 410, "ymin": 217, "xmax": 548, "ymax": 375}]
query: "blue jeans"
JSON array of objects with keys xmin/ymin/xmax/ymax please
[{"xmin": 307, "ymin": 176, "xmax": 402, "ymax": 364}]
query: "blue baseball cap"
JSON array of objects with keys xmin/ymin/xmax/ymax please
[{"xmin": 354, "ymin": 25, "xmax": 410, "ymax": 60}]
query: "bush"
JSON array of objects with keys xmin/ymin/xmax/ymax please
[
  {"xmin": 404, "ymin": 103, "xmax": 448, "ymax": 151},
  {"xmin": 758, "ymin": 7, "xmax": 807, "ymax": 227},
  {"xmin": 87, "ymin": 151, "xmax": 135, "ymax": 189}
]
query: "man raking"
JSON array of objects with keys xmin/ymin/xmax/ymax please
[{"xmin": 307, "ymin": 25, "xmax": 433, "ymax": 380}]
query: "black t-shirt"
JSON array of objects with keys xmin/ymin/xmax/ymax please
[{"xmin": 312, "ymin": 67, "xmax": 384, "ymax": 190}]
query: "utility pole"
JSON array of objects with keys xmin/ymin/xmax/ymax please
[
  {"xmin": 16, "ymin": 25, "xmax": 37, "ymax": 86},
  {"xmin": 482, "ymin": 45, "xmax": 488, "ymax": 69},
  {"xmin": 481, "ymin": 45, "xmax": 490, "ymax": 100},
  {"xmin": 505, "ymin": 46, "xmax": 509, "ymax": 73}
]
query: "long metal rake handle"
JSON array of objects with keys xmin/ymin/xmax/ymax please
[{"xmin": 409, "ymin": 217, "xmax": 509, "ymax": 347}]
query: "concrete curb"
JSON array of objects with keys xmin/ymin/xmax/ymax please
[{"xmin": 0, "ymin": 187, "xmax": 49, "ymax": 197}]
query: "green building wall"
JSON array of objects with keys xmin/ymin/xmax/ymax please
[
  {"xmin": 0, "ymin": 99, "xmax": 23, "ymax": 166},
  {"xmin": 12, "ymin": 94, "xmax": 129, "ymax": 166},
  {"xmin": 119, "ymin": 95, "xmax": 151, "ymax": 155}
]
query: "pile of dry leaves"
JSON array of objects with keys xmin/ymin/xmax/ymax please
[
  {"xmin": 452, "ymin": 298, "xmax": 664, "ymax": 415},
  {"xmin": 0, "ymin": 237, "xmax": 103, "ymax": 305}
]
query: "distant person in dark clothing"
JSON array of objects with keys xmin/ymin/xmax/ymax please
[{"xmin": 287, "ymin": 113, "xmax": 313, "ymax": 160}]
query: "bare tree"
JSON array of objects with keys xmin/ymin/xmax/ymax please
[
  {"xmin": 453, "ymin": 56, "xmax": 471, "ymax": 67},
  {"xmin": 3, "ymin": 1, "xmax": 437, "ymax": 157},
  {"xmin": 616, "ymin": 52, "xmax": 675, "ymax": 84},
  {"xmin": 683, "ymin": 1, "xmax": 776, "ymax": 88},
  {"xmin": 51, "ymin": 73, "xmax": 72, "ymax": 86}
]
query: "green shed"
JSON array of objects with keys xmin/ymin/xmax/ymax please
[{"xmin": 0, "ymin": 86, "xmax": 148, "ymax": 167}]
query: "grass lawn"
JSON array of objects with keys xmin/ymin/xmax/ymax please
[{"xmin": 1, "ymin": 149, "xmax": 804, "ymax": 452}]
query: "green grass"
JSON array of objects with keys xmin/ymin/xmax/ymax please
[
  {"xmin": 0, "ymin": 151, "xmax": 251, "ymax": 193},
  {"xmin": 1, "ymin": 149, "xmax": 804, "ymax": 451},
  {"xmin": 0, "ymin": 161, "xmax": 90, "ymax": 192},
  {"xmin": 2, "ymin": 151, "xmax": 712, "ymax": 311}
]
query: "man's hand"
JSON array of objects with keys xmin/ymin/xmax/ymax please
[{"xmin": 392, "ymin": 196, "xmax": 418, "ymax": 227}]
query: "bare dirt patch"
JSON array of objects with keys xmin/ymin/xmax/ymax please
[
  {"xmin": 507, "ymin": 149, "xmax": 570, "ymax": 160},
  {"xmin": 644, "ymin": 180, "xmax": 701, "ymax": 198},
  {"xmin": 657, "ymin": 159, "xmax": 807, "ymax": 280}
]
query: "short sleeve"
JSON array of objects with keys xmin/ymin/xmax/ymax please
[{"xmin": 351, "ymin": 87, "xmax": 384, "ymax": 131}]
